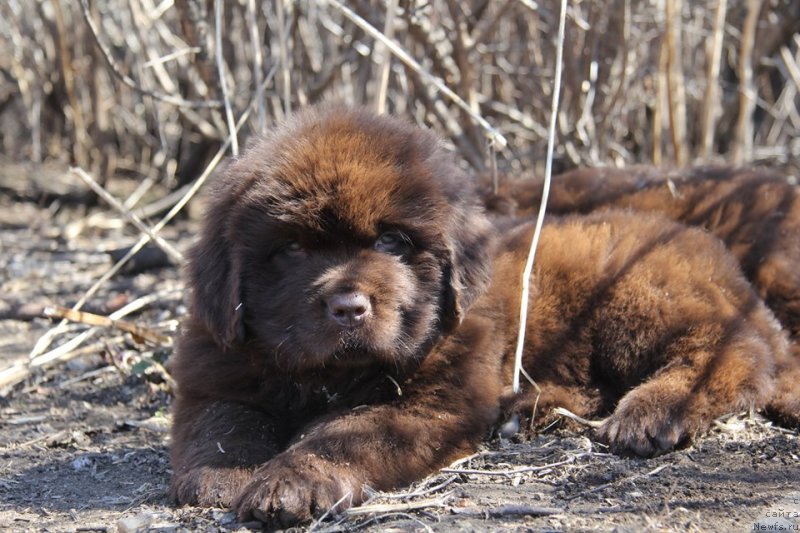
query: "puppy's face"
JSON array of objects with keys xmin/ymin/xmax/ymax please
[
  {"xmin": 187, "ymin": 107, "xmax": 494, "ymax": 372},
  {"xmin": 238, "ymin": 211, "xmax": 442, "ymax": 370}
]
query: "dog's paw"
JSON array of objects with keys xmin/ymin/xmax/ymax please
[
  {"xmin": 171, "ymin": 466, "xmax": 255, "ymax": 508},
  {"xmin": 233, "ymin": 452, "xmax": 361, "ymax": 528},
  {"xmin": 595, "ymin": 391, "xmax": 692, "ymax": 457}
]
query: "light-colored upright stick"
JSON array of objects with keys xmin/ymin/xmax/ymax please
[{"xmin": 511, "ymin": 0, "xmax": 568, "ymax": 393}]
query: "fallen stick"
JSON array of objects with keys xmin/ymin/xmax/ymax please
[
  {"xmin": 552, "ymin": 406, "xmax": 606, "ymax": 428},
  {"xmin": 42, "ymin": 305, "xmax": 173, "ymax": 347},
  {"xmin": 371, "ymin": 475, "xmax": 459, "ymax": 501},
  {"xmin": 70, "ymin": 167, "xmax": 184, "ymax": 264},
  {"xmin": 442, "ymin": 456, "xmax": 578, "ymax": 477},
  {"xmin": 342, "ymin": 493, "xmax": 453, "ymax": 516},
  {"xmin": 33, "ymin": 291, "xmax": 176, "ymax": 370},
  {"xmin": 0, "ymin": 290, "xmax": 179, "ymax": 393},
  {"xmin": 565, "ymin": 463, "xmax": 672, "ymax": 501}
]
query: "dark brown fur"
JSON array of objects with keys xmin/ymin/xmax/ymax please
[
  {"xmin": 482, "ymin": 166, "xmax": 800, "ymax": 427},
  {"xmin": 170, "ymin": 109, "xmax": 800, "ymax": 528},
  {"xmin": 482, "ymin": 166, "xmax": 800, "ymax": 343}
]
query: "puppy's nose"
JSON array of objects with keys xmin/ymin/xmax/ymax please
[{"xmin": 326, "ymin": 292, "xmax": 372, "ymax": 328}]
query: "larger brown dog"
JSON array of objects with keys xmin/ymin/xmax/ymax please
[{"xmin": 170, "ymin": 107, "xmax": 799, "ymax": 528}]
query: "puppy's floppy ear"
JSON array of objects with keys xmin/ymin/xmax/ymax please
[
  {"xmin": 186, "ymin": 176, "xmax": 247, "ymax": 349},
  {"xmin": 440, "ymin": 208, "xmax": 495, "ymax": 331}
]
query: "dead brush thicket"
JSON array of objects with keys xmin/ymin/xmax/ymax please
[{"xmin": 2, "ymin": 0, "xmax": 799, "ymax": 181}]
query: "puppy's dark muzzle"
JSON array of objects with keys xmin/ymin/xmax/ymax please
[{"xmin": 325, "ymin": 292, "xmax": 372, "ymax": 329}]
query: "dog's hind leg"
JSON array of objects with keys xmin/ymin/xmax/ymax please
[{"xmin": 594, "ymin": 322, "xmax": 778, "ymax": 457}]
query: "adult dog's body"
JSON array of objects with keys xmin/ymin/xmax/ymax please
[{"xmin": 170, "ymin": 108, "xmax": 799, "ymax": 527}]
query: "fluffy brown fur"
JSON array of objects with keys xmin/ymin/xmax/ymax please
[
  {"xmin": 170, "ymin": 108, "xmax": 799, "ymax": 528},
  {"xmin": 482, "ymin": 166, "xmax": 800, "ymax": 426},
  {"xmin": 482, "ymin": 166, "xmax": 800, "ymax": 343}
]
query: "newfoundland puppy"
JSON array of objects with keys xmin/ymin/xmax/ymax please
[
  {"xmin": 170, "ymin": 107, "xmax": 799, "ymax": 527},
  {"xmin": 482, "ymin": 166, "xmax": 800, "ymax": 344}
]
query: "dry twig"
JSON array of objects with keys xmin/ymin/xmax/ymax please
[
  {"xmin": 342, "ymin": 493, "xmax": 453, "ymax": 516},
  {"xmin": 664, "ymin": 0, "xmax": 689, "ymax": 165},
  {"xmin": 451, "ymin": 504, "xmax": 563, "ymax": 518},
  {"xmin": 442, "ymin": 455, "xmax": 583, "ymax": 477},
  {"xmin": 70, "ymin": 167, "xmax": 183, "ymax": 264},
  {"xmin": 77, "ymin": 0, "xmax": 221, "ymax": 108},
  {"xmin": 325, "ymin": 0, "xmax": 507, "ymax": 150},
  {"xmin": 512, "ymin": 0, "xmax": 568, "ymax": 394},
  {"xmin": 214, "ymin": 0, "xmax": 239, "ymax": 155},
  {"xmin": 552, "ymin": 406, "xmax": 606, "ymax": 428},
  {"xmin": 565, "ymin": 464, "xmax": 672, "ymax": 501},
  {"xmin": 699, "ymin": 0, "xmax": 728, "ymax": 159},
  {"xmin": 733, "ymin": 0, "xmax": 764, "ymax": 164},
  {"xmin": 42, "ymin": 305, "xmax": 173, "ymax": 347}
]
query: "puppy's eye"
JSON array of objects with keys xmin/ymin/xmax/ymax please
[
  {"xmin": 280, "ymin": 241, "xmax": 305, "ymax": 257},
  {"xmin": 374, "ymin": 231, "xmax": 410, "ymax": 254}
]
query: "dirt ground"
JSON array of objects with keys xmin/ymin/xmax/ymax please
[{"xmin": 1, "ymin": 175, "xmax": 798, "ymax": 533}]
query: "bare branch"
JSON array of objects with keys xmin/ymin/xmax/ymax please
[
  {"xmin": 733, "ymin": 0, "xmax": 764, "ymax": 164},
  {"xmin": 78, "ymin": 0, "xmax": 222, "ymax": 108},
  {"xmin": 324, "ymin": 0, "xmax": 507, "ymax": 149},
  {"xmin": 43, "ymin": 305, "xmax": 173, "ymax": 347},
  {"xmin": 214, "ymin": 0, "xmax": 239, "ymax": 155},
  {"xmin": 373, "ymin": 0, "xmax": 398, "ymax": 114},
  {"xmin": 664, "ymin": 0, "xmax": 688, "ymax": 165},
  {"xmin": 70, "ymin": 167, "xmax": 184, "ymax": 264},
  {"xmin": 699, "ymin": 0, "xmax": 728, "ymax": 159}
]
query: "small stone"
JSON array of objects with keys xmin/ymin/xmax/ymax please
[
  {"xmin": 71, "ymin": 455, "xmax": 93, "ymax": 471},
  {"xmin": 210, "ymin": 508, "xmax": 237, "ymax": 525},
  {"xmin": 497, "ymin": 414, "xmax": 520, "ymax": 438},
  {"xmin": 116, "ymin": 513, "xmax": 154, "ymax": 533}
]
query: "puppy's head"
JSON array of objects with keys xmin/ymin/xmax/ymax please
[{"xmin": 187, "ymin": 106, "xmax": 494, "ymax": 370}]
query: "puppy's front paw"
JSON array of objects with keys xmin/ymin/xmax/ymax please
[
  {"xmin": 233, "ymin": 452, "xmax": 361, "ymax": 528},
  {"xmin": 595, "ymin": 390, "xmax": 692, "ymax": 457},
  {"xmin": 171, "ymin": 466, "xmax": 255, "ymax": 508}
]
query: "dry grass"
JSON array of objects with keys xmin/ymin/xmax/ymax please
[{"xmin": 1, "ymin": 0, "xmax": 799, "ymax": 186}]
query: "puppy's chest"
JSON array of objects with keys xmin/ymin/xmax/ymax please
[{"xmin": 266, "ymin": 368, "xmax": 403, "ymax": 416}]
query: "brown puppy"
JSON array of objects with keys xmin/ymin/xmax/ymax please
[
  {"xmin": 482, "ymin": 166, "xmax": 800, "ymax": 343},
  {"xmin": 494, "ymin": 211, "xmax": 797, "ymax": 443},
  {"xmin": 170, "ymin": 108, "xmax": 799, "ymax": 528},
  {"xmin": 482, "ymin": 167, "xmax": 800, "ymax": 426}
]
